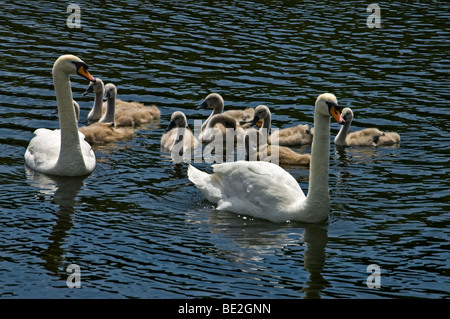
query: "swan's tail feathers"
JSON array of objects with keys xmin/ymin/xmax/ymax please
[{"xmin": 187, "ymin": 164, "xmax": 223, "ymax": 204}]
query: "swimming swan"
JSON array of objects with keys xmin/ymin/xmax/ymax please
[
  {"xmin": 100, "ymin": 83, "xmax": 160, "ymax": 127},
  {"xmin": 198, "ymin": 93, "xmax": 256, "ymax": 133},
  {"xmin": 24, "ymin": 54, "xmax": 96, "ymax": 176},
  {"xmin": 187, "ymin": 93, "xmax": 344, "ymax": 223},
  {"xmin": 79, "ymin": 122, "xmax": 134, "ymax": 146},
  {"xmin": 84, "ymin": 78, "xmax": 141, "ymax": 122},
  {"xmin": 244, "ymin": 130, "xmax": 311, "ymax": 167},
  {"xmin": 84, "ymin": 78, "xmax": 105, "ymax": 122},
  {"xmin": 269, "ymin": 123, "xmax": 313, "ymax": 146},
  {"xmin": 243, "ymin": 105, "xmax": 311, "ymax": 166},
  {"xmin": 244, "ymin": 104, "xmax": 313, "ymax": 146},
  {"xmin": 334, "ymin": 107, "xmax": 401, "ymax": 147},
  {"xmin": 161, "ymin": 111, "xmax": 198, "ymax": 152},
  {"xmin": 198, "ymin": 113, "xmax": 246, "ymax": 144}
]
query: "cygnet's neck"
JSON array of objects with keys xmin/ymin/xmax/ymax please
[
  {"xmin": 334, "ymin": 120, "xmax": 351, "ymax": 145},
  {"xmin": 202, "ymin": 103, "xmax": 224, "ymax": 131},
  {"xmin": 260, "ymin": 111, "xmax": 271, "ymax": 144},
  {"xmin": 90, "ymin": 89, "xmax": 104, "ymax": 120},
  {"xmin": 101, "ymin": 95, "xmax": 115, "ymax": 123}
]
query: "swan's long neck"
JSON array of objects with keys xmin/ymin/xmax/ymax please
[
  {"xmin": 202, "ymin": 103, "xmax": 224, "ymax": 131},
  {"xmin": 91, "ymin": 90, "xmax": 104, "ymax": 119},
  {"xmin": 304, "ymin": 109, "xmax": 330, "ymax": 214},
  {"xmin": 102, "ymin": 95, "xmax": 116, "ymax": 123},
  {"xmin": 334, "ymin": 120, "xmax": 351, "ymax": 145},
  {"xmin": 261, "ymin": 112, "xmax": 271, "ymax": 144},
  {"xmin": 53, "ymin": 69, "xmax": 84, "ymax": 166}
]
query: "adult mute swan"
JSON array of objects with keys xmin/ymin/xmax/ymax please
[
  {"xmin": 161, "ymin": 111, "xmax": 199, "ymax": 152},
  {"xmin": 334, "ymin": 107, "xmax": 400, "ymax": 147},
  {"xmin": 188, "ymin": 93, "xmax": 344, "ymax": 223},
  {"xmin": 98, "ymin": 83, "xmax": 160, "ymax": 127},
  {"xmin": 24, "ymin": 54, "xmax": 96, "ymax": 176}
]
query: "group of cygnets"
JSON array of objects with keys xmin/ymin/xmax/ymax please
[
  {"xmin": 160, "ymin": 91, "xmax": 400, "ymax": 167},
  {"xmin": 24, "ymin": 55, "xmax": 400, "ymax": 223}
]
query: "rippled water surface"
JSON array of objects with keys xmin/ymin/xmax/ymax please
[{"xmin": 0, "ymin": 1, "xmax": 449, "ymax": 299}]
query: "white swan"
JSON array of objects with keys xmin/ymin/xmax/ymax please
[
  {"xmin": 188, "ymin": 93, "xmax": 344, "ymax": 223},
  {"xmin": 161, "ymin": 111, "xmax": 199, "ymax": 152},
  {"xmin": 24, "ymin": 54, "xmax": 96, "ymax": 176},
  {"xmin": 101, "ymin": 83, "xmax": 160, "ymax": 127},
  {"xmin": 334, "ymin": 107, "xmax": 401, "ymax": 147}
]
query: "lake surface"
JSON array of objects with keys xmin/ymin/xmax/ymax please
[{"xmin": 0, "ymin": 0, "xmax": 449, "ymax": 299}]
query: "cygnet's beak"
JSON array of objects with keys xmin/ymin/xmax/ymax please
[
  {"xmin": 83, "ymin": 84, "xmax": 94, "ymax": 96},
  {"xmin": 166, "ymin": 121, "xmax": 176, "ymax": 132},
  {"xmin": 197, "ymin": 100, "xmax": 208, "ymax": 110}
]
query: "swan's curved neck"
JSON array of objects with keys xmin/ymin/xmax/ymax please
[
  {"xmin": 260, "ymin": 112, "xmax": 271, "ymax": 143},
  {"xmin": 91, "ymin": 89, "xmax": 104, "ymax": 119},
  {"xmin": 208, "ymin": 114, "xmax": 237, "ymax": 129},
  {"xmin": 304, "ymin": 108, "xmax": 330, "ymax": 214},
  {"xmin": 202, "ymin": 103, "xmax": 224, "ymax": 130},
  {"xmin": 334, "ymin": 120, "xmax": 351, "ymax": 145},
  {"xmin": 102, "ymin": 95, "xmax": 116, "ymax": 123},
  {"xmin": 53, "ymin": 69, "xmax": 83, "ymax": 165}
]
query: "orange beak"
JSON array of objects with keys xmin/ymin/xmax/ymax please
[
  {"xmin": 330, "ymin": 106, "xmax": 345, "ymax": 124},
  {"xmin": 254, "ymin": 118, "xmax": 263, "ymax": 128},
  {"xmin": 77, "ymin": 65, "xmax": 95, "ymax": 82}
]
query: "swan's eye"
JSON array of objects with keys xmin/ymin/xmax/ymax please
[
  {"xmin": 325, "ymin": 101, "xmax": 340, "ymax": 111},
  {"xmin": 72, "ymin": 61, "xmax": 95, "ymax": 82}
]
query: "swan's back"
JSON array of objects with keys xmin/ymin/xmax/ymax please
[
  {"xmin": 258, "ymin": 144, "xmax": 311, "ymax": 166},
  {"xmin": 188, "ymin": 161, "xmax": 305, "ymax": 222},
  {"xmin": 223, "ymin": 108, "xmax": 254, "ymax": 123},
  {"xmin": 344, "ymin": 130, "xmax": 400, "ymax": 146},
  {"xmin": 114, "ymin": 104, "xmax": 160, "ymax": 127},
  {"xmin": 79, "ymin": 123, "xmax": 134, "ymax": 146},
  {"xmin": 25, "ymin": 129, "xmax": 62, "ymax": 173},
  {"xmin": 25, "ymin": 128, "xmax": 95, "ymax": 176},
  {"xmin": 270, "ymin": 124, "xmax": 313, "ymax": 146}
]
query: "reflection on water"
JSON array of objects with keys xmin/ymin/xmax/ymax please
[{"xmin": 26, "ymin": 167, "xmax": 86, "ymax": 278}]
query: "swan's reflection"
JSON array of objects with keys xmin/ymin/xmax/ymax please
[
  {"xmin": 25, "ymin": 166, "xmax": 87, "ymax": 278},
  {"xmin": 302, "ymin": 224, "xmax": 328, "ymax": 299},
  {"xmin": 189, "ymin": 210, "xmax": 329, "ymax": 298}
]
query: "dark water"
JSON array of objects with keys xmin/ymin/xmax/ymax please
[{"xmin": 0, "ymin": 0, "xmax": 449, "ymax": 299}]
